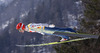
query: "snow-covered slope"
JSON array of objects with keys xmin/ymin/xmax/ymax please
[{"xmin": 0, "ymin": 0, "xmax": 83, "ymax": 53}]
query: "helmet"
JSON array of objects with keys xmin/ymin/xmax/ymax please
[{"xmin": 16, "ymin": 23, "xmax": 25, "ymax": 30}]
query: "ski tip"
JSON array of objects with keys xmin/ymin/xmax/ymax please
[{"xmin": 16, "ymin": 45, "xmax": 26, "ymax": 47}]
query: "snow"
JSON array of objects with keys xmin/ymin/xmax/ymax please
[
  {"xmin": 67, "ymin": 12, "xmax": 78, "ymax": 27},
  {"xmin": 97, "ymin": 20, "xmax": 100, "ymax": 22},
  {"xmin": 11, "ymin": 50, "xmax": 14, "ymax": 53},
  {"xmin": 75, "ymin": 0, "xmax": 82, "ymax": 5},
  {"xmin": 0, "ymin": 0, "xmax": 6, "ymax": 3},
  {"xmin": 38, "ymin": 49, "xmax": 43, "ymax": 53},
  {"xmin": 64, "ymin": 0, "xmax": 83, "ymax": 29},
  {"xmin": 9, "ymin": 18, "xmax": 14, "ymax": 23},
  {"xmin": 20, "ymin": 11, "xmax": 29, "ymax": 18},
  {"xmin": 14, "ymin": 2, "xmax": 18, "ymax": 6},
  {"xmin": 33, "ymin": 37, "xmax": 36, "ymax": 41},
  {"xmin": 0, "ymin": 0, "xmax": 13, "ymax": 5},
  {"xmin": 1, "ymin": 20, "xmax": 9, "ymax": 29},
  {"xmin": 0, "ymin": 18, "xmax": 14, "ymax": 30}
]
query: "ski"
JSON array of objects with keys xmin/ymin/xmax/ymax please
[
  {"xmin": 55, "ymin": 32, "xmax": 99, "ymax": 39},
  {"xmin": 16, "ymin": 37, "xmax": 90, "ymax": 47}
]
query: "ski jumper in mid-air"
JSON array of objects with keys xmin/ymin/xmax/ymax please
[{"xmin": 16, "ymin": 23, "xmax": 76, "ymax": 42}]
